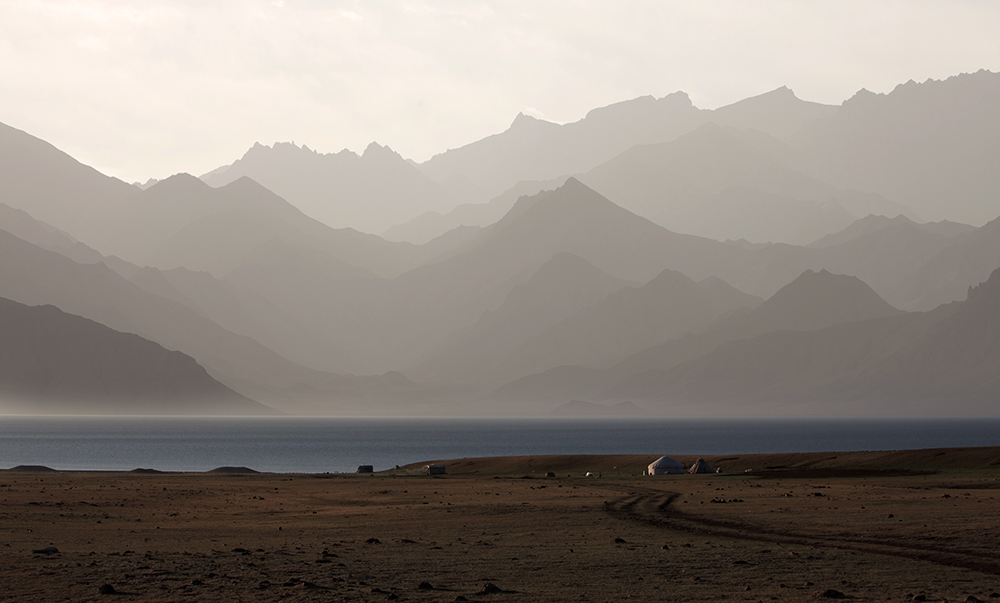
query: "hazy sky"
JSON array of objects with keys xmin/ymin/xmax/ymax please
[{"xmin": 1, "ymin": 1, "xmax": 998, "ymax": 183}]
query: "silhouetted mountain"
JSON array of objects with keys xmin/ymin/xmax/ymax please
[
  {"xmin": 495, "ymin": 270, "xmax": 901, "ymax": 404},
  {"xmin": 0, "ymin": 202, "xmax": 106, "ymax": 265},
  {"xmin": 0, "ymin": 228, "xmax": 377, "ymax": 407},
  {"xmin": 631, "ymin": 266, "xmax": 1000, "ymax": 415},
  {"xmin": 419, "ymin": 93, "xmax": 705, "ymax": 200},
  {"xmin": 96, "ymin": 174, "xmax": 427, "ymax": 279},
  {"xmin": 710, "ymin": 86, "xmax": 837, "ymax": 140},
  {"xmin": 489, "ymin": 270, "xmax": 761, "ymax": 384},
  {"xmin": 202, "ymin": 141, "xmax": 468, "ymax": 234},
  {"xmin": 886, "ymin": 213, "xmax": 1000, "ymax": 311},
  {"xmin": 0, "ymin": 121, "xmax": 136, "ymax": 246},
  {"xmin": 308, "ymin": 178, "xmax": 752, "ymax": 373},
  {"xmin": 793, "ymin": 69, "xmax": 1000, "ymax": 225},
  {"xmin": 418, "ymin": 88, "xmax": 839, "ymax": 203},
  {"xmin": 806, "ymin": 214, "xmax": 975, "ymax": 249},
  {"xmin": 0, "ymin": 296, "xmax": 270, "ymax": 415},
  {"xmin": 409, "ymin": 252, "xmax": 632, "ymax": 383},
  {"xmin": 713, "ymin": 215, "xmax": 977, "ymax": 303},
  {"xmin": 580, "ymin": 124, "xmax": 914, "ymax": 244},
  {"xmin": 382, "ymin": 177, "xmax": 568, "ymax": 244}
]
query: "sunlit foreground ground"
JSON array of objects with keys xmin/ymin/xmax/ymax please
[{"xmin": 3, "ymin": 448, "xmax": 1000, "ymax": 602}]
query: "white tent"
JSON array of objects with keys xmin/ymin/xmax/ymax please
[{"xmin": 648, "ymin": 455, "xmax": 684, "ymax": 476}]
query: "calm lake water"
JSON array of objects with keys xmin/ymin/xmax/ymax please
[{"xmin": 1, "ymin": 416, "xmax": 999, "ymax": 473}]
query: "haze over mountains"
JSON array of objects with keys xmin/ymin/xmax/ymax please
[{"xmin": 2, "ymin": 69, "xmax": 1000, "ymax": 416}]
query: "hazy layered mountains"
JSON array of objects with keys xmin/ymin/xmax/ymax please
[
  {"xmin": 794, "ymin": 69, "xmax": 1000, "ymax": 225},
  {"xmin": 495, "ymin": 269, "xmax": 903, "ymax": 405},
  {"xmin": 0, "ymin": 297, "xmax": 266, "ymax": 415},
  {"xmin": 579, "ymin": 124, "xmax": 911, "ymax": 245},
  {"xmin": 4, "ymin": 68, "xmax": 1000, "ymax": 416},
  {"xmin": 297, "ymin": 178, "xmax": 753, "ymax": 373},
  {"xmin": 419, "ymin": 86, "xmax": 836, "ymax": 202},
  {"xmin": 202, "ymin": 141, "xmax": 470, "ymax": 234},
  {"xmin": 626, "ymin": 266, "xmax": 1000, "ymax": 416}
]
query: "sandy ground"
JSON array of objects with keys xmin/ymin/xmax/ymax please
[{"xmin": 3, "ymin": 448, "xmax": 1000, "ymax": 602}]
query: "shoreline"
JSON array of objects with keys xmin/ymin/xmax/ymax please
[{"xmin": 5, "ymin": 445, "xmax": 1000, "ymax": 476}]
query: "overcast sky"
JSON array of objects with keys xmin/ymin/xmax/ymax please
[{"xmin": 1, "ymin": 0, "xmax": 998, "ymax": 183}]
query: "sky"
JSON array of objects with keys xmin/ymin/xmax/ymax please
[{"xmin": 1, "ymin": 0, "xmax": 998, "ymax": 183}]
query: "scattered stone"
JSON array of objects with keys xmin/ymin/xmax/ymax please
[
  {"xmin": 545, "ymin": 472, "xmax": 556, "ymax": 478},
  {"xmin": 814, "ymin": 589, "xmax": 847, "ymax": 599},
  {"xmin": 913, "ymin": 596, "xmax": 927, "ymax": 602},
  {"xmin": 482, "ymin": 583, "xmax": 503, "ymax": 594},
  {"xmin": 613, "ymin": 537, "xmax": 627, "ymax": 544},
  {"xmin": 191, "ymin": 579, "xmax": 204, "ymax": 586},
  {"xmin": 98, "ymin": 584, "xmax": 116, "ymax": 595},
  {"xmin": 888, "ymin": 514, "xmax": 895, "ymax": 518},
  {"xmin": 387, "ymin": 594, "xmax": 399, "ymax": 601},
  {"xmin": 418, "ymin": 581, "xmax": 434, "ymax": 590},
  {"xmin": 231, "ymin": 547, "xmax": 251, "ymax": 554},
  {"xmin": 733, "ymin": 560, "xmax": 749, "ymax": 565},
  {"xmin": 966, "ymin": 597, "xmax": 983, "ymax": 603},
  {"xmin": 455, "ymin": 597, "xmax": 469, "ymax": 602},
  {"xmin": 366, "ymin": 538, "xmax": 382, "ymax": 544},
  {"xmin": 32, "ymin": 547, "xmax": 59, "ymax": 554},
  {"xmin": 989, "ymin": 594, "xmax": 1000, "ymax": 599},
  {"xmin": 661, "ymin": 544, "xmax": 669, "ymax": 550}
]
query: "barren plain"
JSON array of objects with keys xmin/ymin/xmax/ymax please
[{"xmin": 3, "ymin": 448, "xmax": 1000, "ymax": 602}]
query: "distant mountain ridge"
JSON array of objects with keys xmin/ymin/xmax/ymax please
[{"xmin": 202, "ymin": 140, "xmax": 471, "ymax": 234}]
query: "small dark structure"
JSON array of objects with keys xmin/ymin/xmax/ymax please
[
  {"xmin": 357, "ymin": 465, "xmax": 374, "ymax": 474},
  {"xmin": 424, "ymin": 464, "xmax": 446, "ymax": 475},
  {"xmin": 688, "ymin": 458, "xmax": 715, "ymax": 474}
]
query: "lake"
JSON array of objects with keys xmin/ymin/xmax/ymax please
[{"xmin": 1, "ymin": 416, "xmax": 999, "ymax": 473}]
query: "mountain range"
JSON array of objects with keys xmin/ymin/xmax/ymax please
[{"xmin": 2, "ymin": 68, "xmax": 1000, "ymax": 416}]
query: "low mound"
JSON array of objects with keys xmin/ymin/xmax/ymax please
[
  {"xmin": 5, "ymin": 465, "xmax": 56, "ymax": 472},
  {"xmin": 206, "ymin": 466, "xmax": 259, "ymax": 474},
  {"xmin": 130, "ymin": 468, "xmax": 165, "ymax": 474}
]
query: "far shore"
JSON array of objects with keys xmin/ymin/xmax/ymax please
[{"xmin": 5, "ymin": 445, "xmax": 1000, "ymax": 476}]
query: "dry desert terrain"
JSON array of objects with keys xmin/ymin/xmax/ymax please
[{"xmin": 3, "ymin": 448, "xmax": 1000, "ymax": 602}]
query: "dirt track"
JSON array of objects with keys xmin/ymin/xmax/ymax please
[{"xmin": 3, "ymin": 449, "xmax": 1000, "ymax": 602}]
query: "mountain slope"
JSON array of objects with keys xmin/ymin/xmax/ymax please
[
  {"xmin": 0, "ymin": 121, "xmax": 135, "ymax": 245},
  {"xmin": 0, "ymin": 297, "xmax": 270, "ymax": 415}
]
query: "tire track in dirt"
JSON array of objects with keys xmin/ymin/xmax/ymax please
[{"xmin": 598, "ymin": 484, "xmax": 1000, "ymax": 576}]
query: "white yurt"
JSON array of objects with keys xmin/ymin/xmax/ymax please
[{"xmin": 648, "ymin": 455, "xmax": 684, "ymax": 476}]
